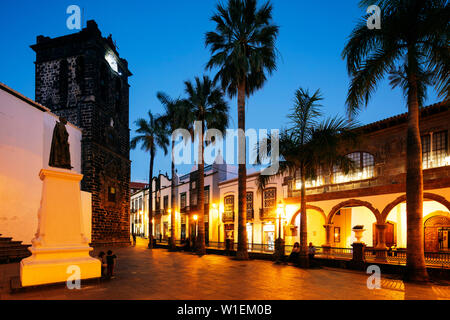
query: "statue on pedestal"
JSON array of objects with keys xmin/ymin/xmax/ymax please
[{"xmin": 49, "ymin": 117, "xmax": 72, "ymax": 169}]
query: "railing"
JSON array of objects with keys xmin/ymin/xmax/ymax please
[
  {"xmin": 259, "ymin": 208, "xmax": 276, "ymax": 219},
  {"xmin": 152, "ymin": 239, "xmax": 450, "ymax": 269},
  {"xmin": 365, "ymin": 249, "xmax": 450, "ymax": 268},
  {"xmin": 287, "ymin": 178, "xmax": 379, "ymax": 198},
  {"xmin": 180, "ymin": 206, "xmax": 189, "ymax": 214},
  {"xmin": 222, "ymin": 211, "xmax": 234, "ymax": 222}
]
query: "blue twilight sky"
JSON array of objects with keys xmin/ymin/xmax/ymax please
[{"xmin": 0, "ymin": 0, "xmax": 441, "ymax": 182}]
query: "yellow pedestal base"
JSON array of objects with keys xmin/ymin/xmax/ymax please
[
  {"xmin": 20, "ymin": 246, "xmax": 100, "ymax": 287},
  {"xmin": 20, "ymin": 168, "xmax": 100, "ymax": 287}
]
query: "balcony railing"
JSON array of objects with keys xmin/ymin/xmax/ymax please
[
  {"xmin": 259, "ymin": 207, "xmax": 276, "ymax": 220},
  {"xmin": 223, "ymin": 211, "xmax": 234, "ymax": 222},
  {"xmin": 180, "ymin": 206, "xmax": 189, "ymax": 214}
]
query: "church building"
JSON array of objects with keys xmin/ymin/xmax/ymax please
[{"xmin": 31, "ymin": 20, "xmax": 132, "ymax": 246}]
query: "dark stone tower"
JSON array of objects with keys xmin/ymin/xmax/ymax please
[{"xmin": 31, "ymin": 20, "xmax": 131, "ymax": 246}]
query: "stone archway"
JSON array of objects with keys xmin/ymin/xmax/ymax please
[
  {"xmin": 327, "ymin": 199, "xmax": 382, "ymax": 225},
  {"xmin": 424, "ymin": 212, "xmax": 450, "ymax": 252},
  {"xmin": 290, "ymin": 205, "xmax": 326, "ymax": 225},
  {"xmin": 381, "ymin": 193, "xmax": 450, "ymax": 222}
]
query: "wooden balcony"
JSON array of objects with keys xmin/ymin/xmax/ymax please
[
  {"xmin": 259, "ymin": 207, "xmax": 276, "ymax": 220},
  {"xmin": 180, "ymin": 206, "xmax": 189, "ymax": 214},
  {"xmin": 223, "ymin": 211, "xmax": 234, "ymax": 223}
]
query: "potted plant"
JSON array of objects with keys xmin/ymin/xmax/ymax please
[{"xmin": 352, "ymin": 225, "xmax": 366, "ymax": 243}]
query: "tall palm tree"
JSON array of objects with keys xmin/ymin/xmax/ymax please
[
  {"xmin": 205, "ymin": 0, "xmax": 279, "ymax": 260},
  {"xmin": 182, "ymin": 75, "xmax": 230, "ymax": 255},
  {"xmin": 158, "ymin": 93, "xmax": 189, "ymax": 251},
  {"xmin": 258, "ymin": 88, "xmax": 357, "ymax": 267},
  {"xmin": 131, "ymin": 111, "xmax": 169, "ymax": 249},
  {"xmin": 342, "ymin": 0, "xmax": 449, "ymax": 282}
]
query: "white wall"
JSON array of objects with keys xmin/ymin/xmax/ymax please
[{"xmin": 0, "ymin": 87, "xmax": 85, "ymax": 244}]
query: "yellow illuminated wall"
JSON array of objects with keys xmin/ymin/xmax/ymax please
[{"xmin": 386, "ymin": 200, "xmax": 450, "ymax": 248}]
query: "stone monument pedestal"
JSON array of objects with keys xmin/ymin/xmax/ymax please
[{"xmin": 20, "ymin": 169, "xmax": 100, "ymax": 287}]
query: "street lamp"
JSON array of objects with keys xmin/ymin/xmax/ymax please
[
  {"xmin": 275, "ymin": 201, "xmax": 286, "ymax": 263},
  {"xmin": 212, "ymin": 203, "xmax": 220, "ymax": 243},
  {"xmin": 193, "ymin": 214, "xmax": 198, "ymax": 240},
  {"xmin": 277, "ymin": 201, "xmax": 286, "ymax": 239}
]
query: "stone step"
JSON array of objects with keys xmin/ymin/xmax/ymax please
[
  {"xmin": 0, "ymin": 247, "xmax": 30, "ymax": 255},
  {"xmin": 0, "ymin": 241, "xmax": 23, "ymax": 248},
  {"xmin": 0, "ymin": 234, "xmax": 31, "ymax": 263}
]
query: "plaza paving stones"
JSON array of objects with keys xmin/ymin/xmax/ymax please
[{"xmin": 0, "ymin": 238, "xmax": 449, "ymax": 300}]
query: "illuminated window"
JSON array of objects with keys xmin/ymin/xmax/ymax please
[
  {"xmin": 247, "ymin": 192, "xmax": 254, "ymax": 219},
  {"xmin": 422, "ymin": 131, "xmax": 448, "ymax": 169},
  {"xmin": 295, "ymin": 168, "xmax": 324, "ymax": 190},
  {"xmin": 333, "ymin": 152, "xmax": 375, "ymax": 183},
  {"xmin": 422, "ymin": 135, "xmax": 431, "ymax": 169},
  {"xmin": 108, "ymin": 187, "xmax": 116, "ymax": 202},
  {"xmin": 224, "ymin": 195, "xmax": 234, "ymax": 212},
  {"xmin": 163, "ymin": 195, "xmax": 169, "ymax": 209},
  {"xmin": 204, "ymin": 187, "xmax": 210, "ymax": 204},
  {"xmin": 433, "ymin": 131, "xmax": 447, "ymax": 166},
  {"xmin": 180, "ymin": 193, "xmax": 187, "ymax": 209},
  {"xmin": 246, "ymin": 192, "xmax": 254, "ymax": 211},
  {"xmin": 223, "ymin": 195, "xmax": 235, "ymax": 221},
  {"xmin": 263, "ymin": 188, "xmax": 277, "ymax": 209}
]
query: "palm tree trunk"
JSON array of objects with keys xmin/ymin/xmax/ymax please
[
  {"xmin": 405, "ymin": 73, "xmax": 429, "ymax": 282},
  {"xmin": 169, "ymin": 140, "xmax": 177, "ymax": 251},
  {"xmin": 236, "ymin": 80, "xmax": 248, "ymax": 260},
  {"xmin": 299, "ymin": 167, "xmax": 309, "ymax": 267},
  {"xmin": 148, "ymin": 151, "xmax": 154, "ymax": 249},
  {"xmin": 197, "ymin": 121, "xmax": 206, "ymax": 255}
]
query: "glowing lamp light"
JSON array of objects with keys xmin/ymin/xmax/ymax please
[
  {"xmin": 193, "ymin": 214, "xmax": 198, "ymax": 221},
  {"xmin": 277, "ymin": 201, "xmax": 286, "ymax": 219},
  {"xmin": 212, "ymin": 203, "xmax": 217, "ymax": 210},
  {"xmin": 445, "ymin": 156, "xmax": 450, "ymax": 166}
]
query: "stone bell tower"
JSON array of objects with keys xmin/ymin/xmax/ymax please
[{"xmin": 31, "ymin": 20, "xmax": 131, "ymax": 246}]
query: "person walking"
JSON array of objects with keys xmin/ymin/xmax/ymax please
[
  {"xmin": 97, "ymin": 251, "xmax": 107, "ymax": 278},
  {"xmin": 106, "ymin": 250, "xmax": 117, "ymax": 278},
  {"xmin": 132, "ymin": 232, "xmax": 137, "ymax": 246}
]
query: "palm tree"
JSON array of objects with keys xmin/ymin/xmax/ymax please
[
  {"xmin": 157, "ymin": 92, "xmax": 189, "ymax": 251},
  {"xmin": 258, "ymin": 88, "xmax": 357, "ymax": 267},
  {"xmin": 182, "ymin": 75, "xmax": 230, "ymax": 255},
  {"xmin": 130, "ymin": 111, "xmax": 169, "ymax": 249},
  {"xmin": 342, "ymin": 0, "xmax": 449, "ymax": 282},
  {"xmin": 205, "ymin": 0, "xmax": 279, "ymax": 260}
]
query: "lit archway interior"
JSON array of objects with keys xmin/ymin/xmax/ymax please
[
  {"xmin": 385, "ymin": 200, "xmax": 450, "ymax": 249},
  {"xmin": 331, "ymin": 207, "xmax": 377, "ymax": 247},
  {"xmin": 291, "ymin": 209, "xmax": 326, "ymax": 247}
]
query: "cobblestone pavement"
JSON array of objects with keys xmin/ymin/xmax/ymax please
[{"xmin": 1, "ymin": 238, "xmax": 449, "ymax": 300}]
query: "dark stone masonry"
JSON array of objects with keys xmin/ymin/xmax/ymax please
[{"xmin": 31, "ymin": 20, "xmax": 131, "ymax": 246}]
